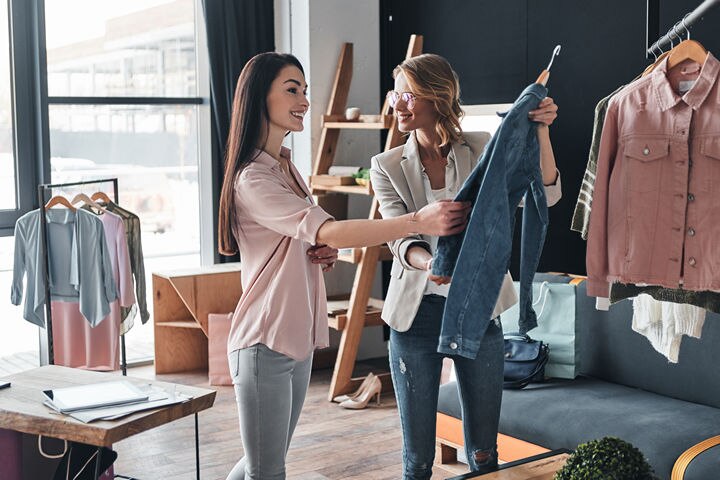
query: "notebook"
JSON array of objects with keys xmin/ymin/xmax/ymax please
[{"xmin": 43, "ymin": 381, "xmax": 149, "ymax": 413}]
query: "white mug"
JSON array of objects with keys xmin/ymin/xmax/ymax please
[{"xmin": 345, "ymin": 107, "xmax": 361, "ymax": 121}]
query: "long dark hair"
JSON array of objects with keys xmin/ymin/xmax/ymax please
[{"xmin": 218, "ymin": 52, "xmax": 305, "ymax": 256}]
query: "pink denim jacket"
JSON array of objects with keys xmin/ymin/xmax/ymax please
[
  {"xmin": 229, "ymin": 147, "xmax": 333, "ymax": 361},
  {"xmin": 587, "ymin": 53, "xmax": 720, "ymax": 297}
]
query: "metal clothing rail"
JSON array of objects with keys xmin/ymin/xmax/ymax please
[
  {"xmin": 37, "ymin": 178, "xmax": 129, "ymax": 376},
  {"xmin": 647, "ymin": 0, "xmax": 720, "ymax": 55}
]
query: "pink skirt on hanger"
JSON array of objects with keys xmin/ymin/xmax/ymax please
[{"xmin": 51, "ymin": 300, "xmax": 121, "ymax": 371}]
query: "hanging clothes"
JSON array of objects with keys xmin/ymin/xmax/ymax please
[
  {"xmin": 51, "ymin": 211, "xmax": 134, "ymax": 370},
  {"xmin": 432, "ymin": 83, "xmax": 560, "ymax": 359},
  {"xmin": 103, "ymin": 201, "xmax": 148, "ymax": 334},
  {"xmin": 571, "ymin": 84, "xmax": 627, "ymax": 239},
  {"xmin": 611, "ymin": 282, "xmax": 720, "ymax": 315},
  {"xmin": 632, "ymin": 294, "xmax": 706, "ymax": 363},
  {"xmin": 11, "ymin": 208, "xmax": 116, "ymax": 328},
  {"xmin": 586, "ymin": 53, "xmax": 720, "ymax": 298}
]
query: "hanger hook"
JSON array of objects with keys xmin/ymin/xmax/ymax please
[
  {"xmin": 653, "ymin": 41, "xmax": 663, "ymax": 57},
  {"xmin": 667, "ymin": 26, "xmax": 675, "ymax": 49},
  {"xmin": 545, "ymin": 44, "xmax": 561, "ymax": 72},
  {"xmin": 672, "ymin": 22, "xmax": 683, "ymax": 43},
  {"xmin": 681, "ymin": 13, "xmax": 691, "ymax": 40}
]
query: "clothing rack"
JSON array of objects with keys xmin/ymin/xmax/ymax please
[
  {"xmin": 37, "ymin": 177, "xmax": 128, "ymax": 376},
  {"xmin": 647, "ymin": 0, "xmax": 720, "ymax": 56}
]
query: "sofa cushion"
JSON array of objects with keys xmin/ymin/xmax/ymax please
[
  {"xmin": 685, "ymin": 444, "xmax": 720, "ymax": 479},
  {"xmin": 438, "ymin": 377, "xmax": 720, "ymax": 479},
  {"xmin": 579, "ymin": 294, "xmax": 720, "ymax": 409}
]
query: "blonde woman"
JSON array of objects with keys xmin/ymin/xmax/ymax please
[{"xmin": 370, "ymin": 54, "xmax": 562, "ymax": 479}]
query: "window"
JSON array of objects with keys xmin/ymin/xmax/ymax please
[
  {"xmin": 0, "ymin": 2, "xmax": 14, "ymax": 212},
  {"xmin": 1, "ymin": 0, "xmax": 209, "ymax": 362},
  {"xmin": 44, "ymin": 0, "xmax": 204, "ymax": 262}
]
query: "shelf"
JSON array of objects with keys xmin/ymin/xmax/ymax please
[
  {"xmin": 156, "ymin": 321, "xmax": 203, "ymax": 329},
  {"xmin": 322, "ymin": 114, "xmax": 393, "ymax": 129},
  {"xmin": 327, "ymin": 297, "xmax": 385, "ymax": 331},
  {"xmin": 311, "ymin": 183, "xmax": 373, "ymax": 196},
  {"xmin": 310, "ymin": 174, "xmax": 356, "ymax": 186},
  {"xmin": 337, "ymin": 246, "xmax": 393, "ymax": 264}
]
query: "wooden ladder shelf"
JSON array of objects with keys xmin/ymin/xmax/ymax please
[{"xmin": 311, "ymin": 35, "xmax": 423, "ymax": 401}]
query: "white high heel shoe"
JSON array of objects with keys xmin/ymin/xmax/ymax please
[
  {"xmin": 332, "ymin": 372, "xmax": 376, "ymax": 403},
  {"xmin": 339, "ymin": 375, "xmax": 382, "ymax": 409}
]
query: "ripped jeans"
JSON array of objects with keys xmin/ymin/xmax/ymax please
[{"xmin": 389, "ymin": 294, "xmax": 503, "ymax": 480}]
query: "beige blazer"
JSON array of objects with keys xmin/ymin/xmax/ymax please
[{"xmin": 369, "ymin": 131, "xmax": 562, "ymax": 332}]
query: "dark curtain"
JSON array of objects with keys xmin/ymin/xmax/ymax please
[{"xmin": 201, "ymin": 0, "xmax": 275, "ymax": 263}]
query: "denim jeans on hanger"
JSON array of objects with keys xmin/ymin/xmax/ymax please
[{"xmin": 432, "ymin": 83, "xmax": 549, "ymax": 359}]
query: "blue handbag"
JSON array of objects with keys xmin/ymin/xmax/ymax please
[
  {"xmin": 501, "ymin": 273, "xmax": 584, "ymax": 379},
  {"xmin": 503, "ymin": 333, "xmax": 549, "ymax": 389}
]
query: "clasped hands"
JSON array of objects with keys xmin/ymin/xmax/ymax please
[{"xmin": 307, "ymin": 244, "xmax": 338, "ymax": 272}]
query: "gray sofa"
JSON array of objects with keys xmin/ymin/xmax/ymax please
[{"xmin": 437, "ymin": 276, "xmax": 720, "ymax": 479}]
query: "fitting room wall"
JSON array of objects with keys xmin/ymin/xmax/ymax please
[{"xmin": 382, "ymin": 0, "xmax": 720, "ymax": 276}]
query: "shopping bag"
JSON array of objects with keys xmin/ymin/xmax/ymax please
[
  {"xmin": 0, "ymin": 428, "xmax": 22, "ymax": 480},
  {"xmin": 208, "ymin": 313, "xmax": 233, "ymax": 386},
  {"xmin": 500, "ymin": 273, "xmax": 583, "ymax": 379},
  {"xmin": 22, "ymin": 434, "xmax": 115, "ymax": 479}
]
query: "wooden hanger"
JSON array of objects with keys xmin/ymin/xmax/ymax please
[
  {"xmin": 667, "ymin": 39, "xmax": 708, "ymax": 70},
  {"xmin": 71, "ymin": 193, "xmax": 107, "ymax": 213},
  {"xmin": 642, "ymin": 50, "xmax": 672, "ymax": 77},
  {"xmin": 91, "ymin": 191, "xmax": 113, "ymax": 204},
  {"xmin": 536, "ymin": 45, "xmax": 562, "ymax": 87},
  {"xmin": 45, "ymin": 195, "xmax": 76, "ymax": 211}
]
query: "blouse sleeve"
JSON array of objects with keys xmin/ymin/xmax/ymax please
[{"xmin": 235, "ymin": 169, "xmax": 333, "ymax": 244}]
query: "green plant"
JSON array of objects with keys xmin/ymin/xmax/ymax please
[
  {"xmin": 555, "ymin": 437, "xmax": 658, "ymax": 480},
  {"xmin": 352, "ymin": 168, "xmax": 370, "ymax": 180}
]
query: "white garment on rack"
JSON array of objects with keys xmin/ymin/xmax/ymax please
[{"xmin": 631, "ymin": 294, "xmax": 706, "ymax": 363}]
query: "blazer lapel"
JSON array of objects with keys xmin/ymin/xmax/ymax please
[
  {"xmin": 400, "ymin": 132, "xmax": 428, "ymax": 211},
  {"xmin": 452, "ymin": 139, "xmax": 474, "ymax": 189}
]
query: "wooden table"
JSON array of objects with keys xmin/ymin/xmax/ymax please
[
  {"xmin": 0, "ymin": 365, "xmax": 216, "ymax": 479},
  {"xmin": 448, "ymin": 450, "xmax": 572, "ymax": 480}
]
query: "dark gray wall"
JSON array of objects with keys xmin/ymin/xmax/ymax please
[{"xmin": 381, "ymin": 0, "xmax": 720, "ymax": 275}]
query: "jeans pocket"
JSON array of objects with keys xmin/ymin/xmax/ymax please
[{"xmin": 228, "ymin": 349, "xmax": 240, "ymax": 379}]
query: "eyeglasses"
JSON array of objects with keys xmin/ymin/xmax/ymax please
[{"xmin": 386, "ymin": 90, "xmax": 419, "ymax": 109}]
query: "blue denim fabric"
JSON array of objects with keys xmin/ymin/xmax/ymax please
[
  {"xmin": 390, "ymin": 295, "xmax": 504, "ymax": 480},
  {"xmin": 432, "ymin": 83, "xmax": 549, "ymax": 359}
]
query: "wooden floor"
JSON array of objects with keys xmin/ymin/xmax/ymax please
[
  {"xmin": 0, "ymin": 352, "xmax": 468, "ymax": 479},
  {"xmin": 109, "ymin": 366, "xmax": 466, "ymax": 480}
]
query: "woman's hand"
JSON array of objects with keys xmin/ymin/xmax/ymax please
[
  {"xmin": 414, "ymin": 199, "xmax": 472, "ymax": 236},
  {"xmin": 529, "ymin": 97, "xmax": 558, "ymax": 127},
  {"xmin": 307, "ymin": 244, "xmax": 338, "ymax": 272},
  {"xmin": 424, "ymin": 258, "xmax": 452, "ymax": 285}
]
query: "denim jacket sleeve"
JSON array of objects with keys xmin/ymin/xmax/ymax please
[
  {"xmin": 370, "ymin": 155, "xmax": 430, "ymax": 271},
  {"xmin": 518, "ymin": 170, "xmax": 562, "ymax": 207}
]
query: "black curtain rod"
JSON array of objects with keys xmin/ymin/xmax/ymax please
[{"xmin": 647, "ymin": 0, "xmax": 720, "ymax": 55}]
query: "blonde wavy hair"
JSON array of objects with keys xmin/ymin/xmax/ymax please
[{"xmin": 393, "ymin": 53, "xmax": 463, "ymax": 147}]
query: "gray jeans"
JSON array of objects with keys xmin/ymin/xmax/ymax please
[{"xmin": 227, "ymin": 344, "xmax": 313, "ymax": 480}]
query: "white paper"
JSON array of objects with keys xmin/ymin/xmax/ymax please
[
  {"xmin": 67, "ymin": 393, "xmax": 189, "ymax": 423},
  {"xmin": 43, "ymin": 381, "xmax": 148, "ymax": 413}
]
